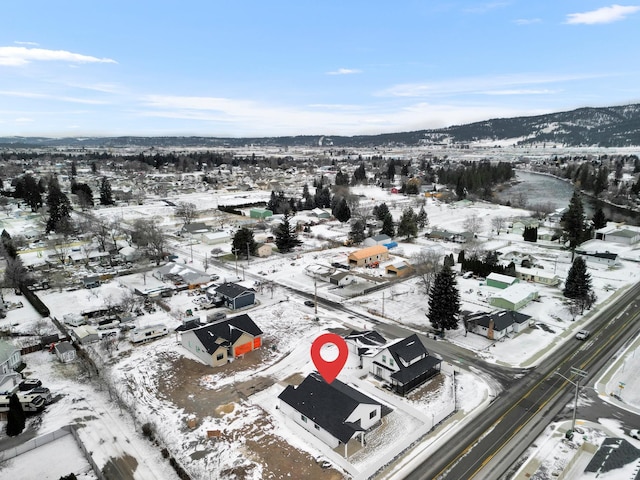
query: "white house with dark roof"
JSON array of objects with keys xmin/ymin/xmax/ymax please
[
  {"xmin": 180, "ymin": 314, "xmax": 263, "ymax": 367},
  {"xmin": 576, "ymin": 250, "xmax": 619, "ymax": 267},
  {"xmin": 278, "ymin": 372, "xmax": 384, "ymax": 457},
  {"xmin": 466, "ymin": 310, "xmax": 532, "ymax": 340},
  {"xmin": 368, "ymin": 334, "xmax": 442, "ymax": 396},
  {"xmin": 515, "ymin": 266, "xmax": 560, "ymax": 286}
]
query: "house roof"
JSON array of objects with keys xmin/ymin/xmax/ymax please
[
  {"xmin": 607, "ymin": 229, "xmax": 639, "ymax": 238},
  {"xmin": 370, "ymin": 234, "xmax": 391, "ymax": 242},
  {"xmin": 387, "ymin": 334, "xmax": 429, "ymax": 365},
  {"xmin": 390, "ymin": 356, "xmax": 442, "ymax": 385},
  {"xmin": 215, "ymin": 282, "xmax": 255, "ymax": 299},
  {"xmin": 585, "ymin": 438, "xmax": 640, "ymax": 474},
  {"xmin": 0, "ymin": 340, "xmax": 19, "ymax": 363},
  {"xmin": 330, "ymin": 271, "xmax": 352, "ymax": 281},
  {"xmin": 183, "ymin": 222, "xmax": 210, "ymax": 233},
  {"xmin": 191, "ymin": 314, "xmax": 262, "ymax": 354},
  {"xmin": 468, "ymin": 310, "xmax": 531, "ymax": 331},
  {"xmin": 348, "ymin": 245, "xmax": 388, "ymax": 260},
  {"xmin": 278, "ymin": 372, "xmax": 382, "ymax": 444},
  {"xmin": 576, "ymin": 250, "xmax": 618, "ymax": 260},
  {"xmin": 54, "ymin": 341, "xmax": 75, "ymax": 354},
  {"xmin": 486, "ymin": 272, "xmax": 518, "ymax": 285},
  {"xmin": 344, "ymin": 330, "xmax": 387, "ymax": 348},
  {"xmin": 491, "ymin": 283, "xmax": 537, "ymax": 304},
  {"xmin": 175, "ymin": 318, "xmax": 203, "ymax": 332}
]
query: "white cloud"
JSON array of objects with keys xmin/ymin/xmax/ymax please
[
  {"xmin": 0, "ymin": 90, "xmax": 110, "ymax": 105},
  {"xmin": 14, "ymin": 117, "xmax": 34, "ymax": 123},
  {"xmin": 14, "ymin": 41, "xmax": 39, "ymax": 46},
  {"xmin": 326, "ymin": 68, "xmax": 362, "ymax": 75},
  {"xmin": 565, "ymin": 4, "xmax": 640, "ymax": 25},
  {"xmin": 0, "ymin": 46, "xmax": 117, "ymax": 66},
  {"xmin": 481, "ymin": 89, "xmax": 558, "ymax": 95},
  {"xmin": 378, "ymin": 73, "xmax": 609, "ymax": 98},
  {"xmin": 514, "ymin": 18, "xmax": 541, "ymax": 25}
]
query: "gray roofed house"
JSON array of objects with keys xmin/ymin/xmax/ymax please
[
  {"xmin": 54, "ymin": 341, "xmax": 76, "ymax": 363},
  {"xmin": 180, "ymin": 314, "xmax": 263, "ymax": 367},
  {"xmin": 369, "ymin": 334, "xmax": 442, "ymax": 396},
  {"xmin": 0, "ymin": 340, "xmax": 22, "ymax": 374},
  {"xmin": 215, "ymin": 283, "xmax": 256, "ymax": 310},
  {"xmin": 467, "ymin": 310, "xmax": 532, "ymax": 340},
  {"xmin": 363, "ymin": 234, "xmax": 392, "ymax": 247},
  {"xmin": 278, "ymin": 372, "xmax": 385, "ymax": 457},
  {"xmin": 344, "ymin": 330, "xmax": 387, "ymax": 362}
]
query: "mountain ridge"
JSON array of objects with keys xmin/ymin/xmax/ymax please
[{"xmin": 2, "ymin": 103, "xmax": 640, "ymax": 148}]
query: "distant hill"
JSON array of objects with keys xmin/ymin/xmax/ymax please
[{"xmin": 2, "ymin": 103, "xmax": 640, "ymax": 149}]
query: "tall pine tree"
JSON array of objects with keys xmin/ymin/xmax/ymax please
[
  {"xmin": 380, "ymin": 212, "xmax": 395, "ymax": 237},
  {"xmin": 592, "ymin": 203, "xmax": 607, "ymax": 230},
  {"xmin": 561, "ymin": 189, "xmax": 588, "ymax": 258},
  {"xmin": 274, "ymin": 214, "xmax": 302, "ymax": 253},
  {"xmin": 396, "ymin": 207, "xmax": 418, "ymax": 239},
  {"xmin": 563, "ymin": 256, "xmax": 594, "ymax": 313},
  {"xmin": 428, "ymin": 265, "xmax": 460, "ymax": 337},
  {"xmin": 100, "ymin": 177, "xmax": 114, "ymax": 206}
]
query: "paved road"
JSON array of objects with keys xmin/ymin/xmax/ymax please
[{"xmin": 403, "ymin": 281, "xmax": 640, "ymax": 480}]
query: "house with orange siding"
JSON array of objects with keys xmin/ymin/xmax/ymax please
[
  {"xmin": 180, "ymin": 314, "xmax": 263, "ymax": 367},
  {"xmin": 347, "ymin": 245, "xmax": 390, "ymax": 268}
]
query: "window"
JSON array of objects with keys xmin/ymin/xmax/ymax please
[
  {"xmin": 314, "ymin": 424, "xmax": 320, "ymax": 430},
  {"xmin": 389, "ymin": 358, "xmax": 394, "ymax": 366},
  {"xmin": 216, "ymin": 353, "xmax": 224, "ymax": 361},
  {"xmin": 369, "ymin": 410, "xmax": 376, "ymax": 419},
  {"xmin": 301, "ymin": 415, "xmax": 307, "ymax": 423},
  {"xmin": 382, "ymin": 355, "xmax": 386, "ymax": 363}
]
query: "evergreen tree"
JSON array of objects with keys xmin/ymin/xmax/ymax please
[
  {"xmin": 428, "ymin": 265, "xmax": 460, "ymax": 337},
  {"xmin": 17, "ymin": 174, "xmax": 43, "ymax": 212},
  {"xmin": 396, "ymin": 207, "xmax": 418, "ymax": 239},
  {"xmin": 417, "ymin": 205, "xmax": 428, "ymax": 229},
  {"xmin": 100, "ymin": 177, "xmax": 114, "ymax": 206},
  {"xmin": 334, "ymin": 198, "xmax": 351, "ymax": 223},
  {"xmin": 387, "ymin": 160, "xmax": 396, "ymax": 180},
  {"xmin": 45, "ymin": 181, "xmax": 72, "ymax": 233},
  {"xmin": 274, "ymin": 214, "xmax": 302, "ymax": 253},
  {"xmin": 6, "ymin": 393, "xmax": 25, "ymax": 436},
  {"xmin": 334, "ymin": 170, "xmax": 350, "ymax": 186},
  {"xmin": 457, "ymin": 250, "xmax": 465, "ymax": 264},
  {"xmin": 352, "ymin": 163, "xmax": 366, "ymax": 185},
  {"xmin": 314, "ymin": 186, "xmax": 331, "ymax": 208},
  {"xmin": 563, "ymin": 256, "xmax": 595, "ymax": 313},
  {"xmin": 348, "ymin": 219, "xmax": 366, "ymax": 245},
  {"xmin": 70, "ymin": 160, "xmax": 77, "ymax": 178},
  {"xmin": 373, "ymin": 202, "xmax": 390, "ymax": 222},
  {"xmin": 561, "ymin": 189, "xmax": 587, "ymax": 257},
  {"xmin": 232, "ymin": 227, "xmax": 258, "ymax": 259},
  {"xmin": 380, "ymin": 212, "xmax": 395, "ymax": 237},
  {"xmin": 592, "ymin": 204, "xmax": 607, "ymax": 230}
]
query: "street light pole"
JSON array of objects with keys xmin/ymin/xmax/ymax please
[{"xmin": 555, "ymin": 367, "xmax": 588, "ymax": 436}]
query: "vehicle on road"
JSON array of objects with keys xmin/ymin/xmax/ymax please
[
  {"xmin": 630, "ymin": 429, "xmax": 640, "ymax": 439},
  {"xmin": 304, "ymin": 300, "xmax": 315, "ymax": 307},
  {"xmin": 575, "ymin": 330, "xmax": 590, "ymax": 340}
]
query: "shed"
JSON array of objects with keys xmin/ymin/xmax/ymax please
[
  {"xmin": 215, "ymin": 283, "xmax": 256, "ymax": 310},
  {"xmin": 486, "ymin": 272, "xmax": 519, "ymax": 289},
  {"xmin": 385, "ymin": 260, "xmax": 413, "ymax": 277},
  {"xmin": 54, "ymin": 341, "xmax": 77, "ymax": 363},
  {"xmin": 71, "ymin": 325, "xmax": 100, "ymax": 345},
  {"xmin": 256, "ymin": 244, "xmax": 273, "ymax": 258},
  {"xmin": 489, "ymin": 283, "xmax": 538, "ymax": 311},
  {"xmin": 250, "ymin": 208, "xmax": 273, "ymax": 219}
]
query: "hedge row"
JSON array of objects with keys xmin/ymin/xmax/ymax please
[{"xmin": 20, "ymin": 284, "xmax": 51, "ymax": 317}]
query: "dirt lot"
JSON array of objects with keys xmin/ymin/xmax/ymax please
[{"xmin": 157, "ymin": 349, "xmax": 344, "ymax": 479}]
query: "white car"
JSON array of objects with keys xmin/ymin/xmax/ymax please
[
  {"xmin": 630, "ymin": 429, "xmax": 640, "ymax": 439},
  {"xmin": 575, "ymin": 330, "xmax": 590, "ymax": 340}
]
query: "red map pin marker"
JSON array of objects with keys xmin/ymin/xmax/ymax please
[{"xmin": 311, "ymin": 333, "xmax": 349, "ymax": 384}]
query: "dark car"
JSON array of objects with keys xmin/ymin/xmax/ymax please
[
  {"xmin": 304, "ymin": 300, "xmax": 315, "ymax": 307},
  {"xmin": 19, "ymin": 378, "xmax": 42, "ymax": 391}
]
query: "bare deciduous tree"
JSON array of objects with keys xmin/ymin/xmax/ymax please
[
  {"xmin": 463, "ymin": 214, "xmax": 484, "ymax": 237},
  {"xmin": 491, "ymin": 216, "xmax": 506, "ymax": 235},
  {"xmin": 175, "ymin": 202, "xmax": 197, "ymax": 228},
  {"xmin": 412, "ymin": 249, "xmax": 442, "ymax": 295}
]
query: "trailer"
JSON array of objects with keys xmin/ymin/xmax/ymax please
[
  {"xmin": 0, "ymin": 393, "xmax": 46, "ymax": 413},
  {"xmin": 130, "ymin": 324, "xmax": 168, "ymax": 343}
]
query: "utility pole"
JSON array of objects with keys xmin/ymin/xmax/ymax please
[
  {"xmin": 555, "ymin": 367, "xmax": 588, "ymax": 438},
  {"xmin": 246, "ymin": 242, "xmax": 250, "ymax": 264},
  {"xmin": 314, "ymin": 278, "xmax": 318, "ymax": 319},
  {"xmin": 382, "ymin": 291, "xmax": 385, "ymax": 318}
]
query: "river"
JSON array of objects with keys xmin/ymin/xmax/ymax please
[{"xmin": 495, "ymin": 170, "xmax": 640, "ymax": 226}]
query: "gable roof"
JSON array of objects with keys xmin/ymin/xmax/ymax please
[
  {"xmin": 390, "ymin": 356, "xmax": 442, "ymax": 385},
  {"xmin": 0, "ymin": 340, "xmax": 19, "ymax": 363},
  {"xmin": 278, "ymin": 372, "xmax": 382, "ymax": 443},
  {"xmin": 348, "ymin": 245, "xmax": 388, "ymax": 260},
  {"xmin": 191, "ymin": 314, "xmax": 263, "ymax": 354},
  {"xmin": 54, "ymin": 341, "xmax": 75, "ymax": 354},
  {"xmin": 344, "ymin": 330, "xmax": 387, "ymax": 348},
  {"xmin": 468, "ymin": 310, "xmax": 531, "ymax": 331},
  {"xmin": 387, "ymin": 334, "xmax": 428, "ymax": 365},
  {"xmin": 585, "ymin": 437, "xmax": 640, "ymax": 474},
  {"xmin": 215, "ymin": 282, "xmax": 255, "ymax": 299}
]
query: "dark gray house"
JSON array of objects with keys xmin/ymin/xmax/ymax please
[{"xmin": 214, "ymin": 283, "xmax": 256, "ymax": 310}]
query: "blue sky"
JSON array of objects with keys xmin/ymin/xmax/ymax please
[{"xmin": 1, "ymin": 1, "xmax": 639, "ymax": 138}]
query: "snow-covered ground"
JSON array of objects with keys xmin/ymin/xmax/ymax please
[{"xmin": 2, "ymin": 184, "xmax": 640, "ymax": 479}]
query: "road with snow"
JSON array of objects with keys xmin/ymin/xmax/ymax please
[{"xmin": 404, "ymin": 280, "xmax": 640, "ymax": 480}]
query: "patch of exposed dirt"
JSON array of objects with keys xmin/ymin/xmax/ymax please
[
  {"xmin": 407, "ymin": 374, "xmax": 445, "ymax": 401},
  {"xmin": 155, "ymin": 351, "xmax": 345, "ymax": 479},
  {"xmin": 101, "ymin": 453, "xmax": 138, "ymax": 480}
]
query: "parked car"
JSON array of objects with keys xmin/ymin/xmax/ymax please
[
  {"xmin": 575, "ymin": 330, "xmax": 590, "ymax": 340},
  {"xmin": 19, "ymin": 378, "xmax": 42, "ymax": 391},
  {"xmin": 630, "ymin": 429, "xmax": 640, "ymax": 439},
  {"xmin": 30, "ymin": 387, "xmax": 52, "ymax": 404},
  {"xmin": 304, "ymin": 300, "xmax": 315, "ymax": 307}
]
